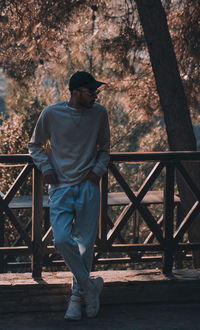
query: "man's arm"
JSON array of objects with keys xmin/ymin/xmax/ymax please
[
  {"xmin": 28, "ymin": 110, "xmax": 57, "ymax": 181},
  {"xmin": 85, "ymin": 171, "xmax": 100, "ymax": 186},
  {"xmin": 92, "ymin": 110, "xmax": 110, "ymax": 179},
  {"xmin": 43, "ymin": 169, "xmax": 59, "ymax": 184}
]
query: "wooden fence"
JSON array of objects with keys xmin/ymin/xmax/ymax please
[{"xmin": 1, "ymin": 152, "xmax": 200, "ymax": 279}]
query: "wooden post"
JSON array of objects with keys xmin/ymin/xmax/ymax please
[
  {"xmin": 0, "ymin": 211, "xmax": 4, "ymax": 273},
  {"xmin": 99, "ymin": 173, "xmax": 108, "ymax": 250},
  {"xmin": 163, "ymin": 163, "xmax": 175, "ymax": 274},
  {"xmin": 133, "ymin": 211, "xmax": 139, "ymax": 244},
  {"xmin": 31, "ymin": 167, "xmax": 43, "ymax": 279}
]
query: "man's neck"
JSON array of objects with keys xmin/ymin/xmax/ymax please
[{"xmin": 68, "ymin": 98, "xmax": 84, "ymax": 110}]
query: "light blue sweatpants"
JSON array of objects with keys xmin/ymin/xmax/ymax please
[{"xmin": 49, "ymin": 180, "xmax": 100, "ymax": 296}]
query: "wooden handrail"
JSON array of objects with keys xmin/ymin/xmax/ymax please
[
  {"xmin": 1, "ymin": 151, "xmax": 200, "ymax": 163},
  {"xmin": 0, "ymin": 154, "xmax": 33, "ymax": 164},
  {"xmin": 110, "ymin": 151, "xmax": 200, "ymax": 161}
]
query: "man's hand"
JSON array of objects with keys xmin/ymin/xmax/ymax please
[
  {"xmin": 43, "ymin": 169, "xmax": 59, "ymax": 184},
  {"xmin": 85, "ymin": 171, "xmax": 100, "ymax": 186}
]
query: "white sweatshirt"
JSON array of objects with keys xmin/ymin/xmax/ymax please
[{"xmin": 28, "ymin": 101, "xmax": 110, "ymax": 185}]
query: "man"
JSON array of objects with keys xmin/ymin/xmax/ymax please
[{"xmin": 28, "ymin": 71, "xmax": 110, "ymax": 320}]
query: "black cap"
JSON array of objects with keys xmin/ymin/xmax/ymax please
[{"xmin": 69, "ymin": 71, "xmax": 105, "ymax": 91}]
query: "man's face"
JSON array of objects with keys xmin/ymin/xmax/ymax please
[{"xmin": 76, "ymin": 88, "xmax": 100, "ymax": 109}]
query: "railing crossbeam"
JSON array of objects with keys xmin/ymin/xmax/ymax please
[
  {"xmin": 0, "ymin": 196, "xmax": 32, "ymax": 248},
  {"xmin": 4, "ymin": 164, "xmax": 32, "ymax": 204}
]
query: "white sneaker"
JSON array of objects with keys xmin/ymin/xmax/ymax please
[
  {"xmin": 64, "ymin": 295, "xmax": 82, "ymax": 320},
  {"xmin": 84, "ymin": 277, "xmax": 104, "ymax": 318}
]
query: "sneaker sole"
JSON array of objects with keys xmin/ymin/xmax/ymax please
[{"xmin": 64, "ymin": 313, "xmax": 82, "ymax": 321}]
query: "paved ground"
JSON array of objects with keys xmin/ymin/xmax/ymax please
[{"xmin": 1, "ymin": 302, "xmax": 200, "ymax": 330}]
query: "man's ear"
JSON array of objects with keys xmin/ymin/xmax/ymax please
[{"xmin": 72, "ymin": 89, "xmax": 80, "ymax": 97}]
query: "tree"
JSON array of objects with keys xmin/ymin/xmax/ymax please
[
  {"xmin": 135, "ymin": 0, "xmax": 200, "ymax": 267},
  {"xmin": 135, "ymin": 0, "xmax": 196, "ymax": 150}
]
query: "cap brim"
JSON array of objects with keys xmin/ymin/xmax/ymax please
[{"xmin": 85, "ymin": 80, "xmax": 105, "ymax": 91}]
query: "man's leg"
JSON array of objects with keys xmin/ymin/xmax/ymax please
[
  {"xmin": 70, "ymin": 180, "xmax": 104, "ymax": 318},
  {"xmin": 49, "ymin": 187, "xmax": 90, "ymax": 291},
  {"xmin": 71, "ymin": 180, "xmax": 100, "ymax": 296}
]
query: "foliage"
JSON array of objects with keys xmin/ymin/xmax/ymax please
[
  {"xmin": 0, "ymin": 0, "xmax": 199, "ymax": 119},
  {"xmin": 0, "ymin": 0, "xmax": 196, "ymax": 205},
  {"xmin": 0, "ymin": 0, "xmax": 199, "ymax": 271},
  {"xmin": 168, "ymin": 0, "xmax": 200, "ymax": 121},
  {"xmin": 0, "ymin": 0, "xmax": 88, "ymax": 80},
  {"xmin": 0, "ymin": 0, "xmax": 198, "ymax": 195}
]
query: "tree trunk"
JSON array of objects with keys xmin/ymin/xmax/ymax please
[{"xmin": 135, "ymin": 0, "xmax": 200, "ymax": 267}]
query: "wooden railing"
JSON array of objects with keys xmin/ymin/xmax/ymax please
[{"xmin": 1, "ymin": 152, "xmax": 200, "ymax": 279}]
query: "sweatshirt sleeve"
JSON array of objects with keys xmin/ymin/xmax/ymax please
[
  {"xmin": 28, "ymin": 109, "xmax": 54, "ymax": 174},
  {"xmin": 92, "ymin": 110, "xmax": 110, "ymax": 177}
]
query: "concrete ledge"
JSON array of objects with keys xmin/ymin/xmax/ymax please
[{"xmin": 0, "ymin": 269, "xmax": 200, "ymax": 313}]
